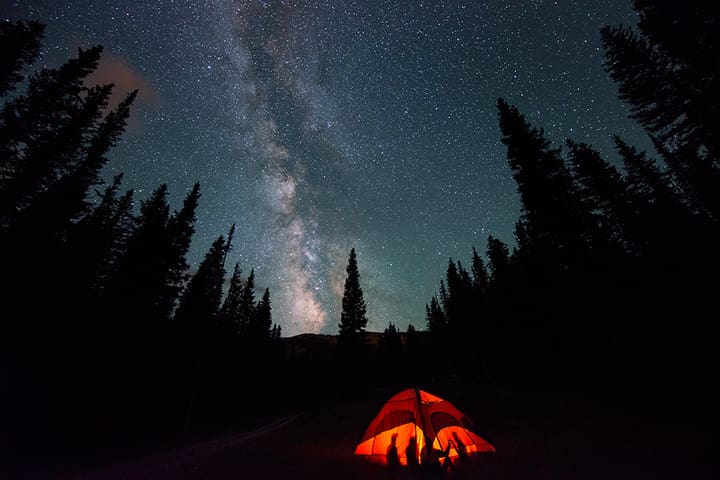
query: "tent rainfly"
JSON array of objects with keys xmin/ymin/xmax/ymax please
[{"xmin": 354, "ymin": 388, "xmax": 495, "ymax": 467}]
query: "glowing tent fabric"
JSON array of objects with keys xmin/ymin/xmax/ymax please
[{"xmin": 354, "ymin": 388, "xmax": 495, "ymax": 467}]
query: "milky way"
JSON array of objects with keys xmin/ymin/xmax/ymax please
[
  {"xmin": 2, "ymin": 0, "xmax": 652, "ymax": 334},
  {"xmin": 214, "ymin": 1, "xmax": 341, "ymax": 334}
]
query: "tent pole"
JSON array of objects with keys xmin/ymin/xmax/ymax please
[{"xmin": 414, "ymin": 387, "xmax": 428, "ymax": 463}]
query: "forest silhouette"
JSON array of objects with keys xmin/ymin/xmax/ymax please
[{"xmin": 1, "ymin": 1, "xmax": 718, "ymax": 475}]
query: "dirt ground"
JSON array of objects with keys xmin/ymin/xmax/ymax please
[{"xmin": 85, "ymin": 379, "xmax": 716, "ymax": 480}]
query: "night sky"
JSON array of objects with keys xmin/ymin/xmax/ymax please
[{"xmin": 2, "ymin": 1, "xmax": 650, "ymax": 335}]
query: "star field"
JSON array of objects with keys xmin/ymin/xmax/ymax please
[{"xmin": 2, "ymin": 0, "xmax": 650, "ymax": 334}]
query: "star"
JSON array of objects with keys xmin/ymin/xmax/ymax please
[{"xmin": 0, "ymin": 0, "xmax": 652, "ymax": 334}]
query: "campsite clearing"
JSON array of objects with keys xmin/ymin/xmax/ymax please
[{"xmin": 67, "ymin": 379, "xmax": 713, "ymax": 480}]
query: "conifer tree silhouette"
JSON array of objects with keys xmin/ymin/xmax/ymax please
[
  {"xmin": 486, "ymin": 236, "xmax": 510, "ymax": 284},
  {"xmin": 602, "ymin": 1, "xmax": 720, "ymax": 219},
  {"xmin": 338, "ymin": 248, "xmax": 368, "ymax": 338},
  {"xmin": 162, "ymin": 182, "xmax": 201, "ymax": 319},
  {"xmin": 0, "ymin": 20, "xmax": 44, "ymax": 95},
  {"xmin": 425, "ymin": 295, "xmax": 446, "ymax": 335},
  {"xmin": 175, "ymin": 235, "xmax": 227, "ymax": 343},
  {"xmin": 471, "ymin": 246, "xmax": 489, "ymax": 295},
  {"xmin": 66, "ymin": 174, "xmax": 135, "ymax": 296},
  {"xmin": 0, "ymin": 46, "xmax": 131, "ymax": 229},
  {"xmin": 565, "ymin": 140, "xmax": 630, "ymax": 254},
  {"xmin": 105, "ymin": 184, "xmax": 171, "ymax": 326},
  {"xmin": 219, "ymin": 263, "xmax": 243, "ymax": 337},
  {"xmin": 338, "ymin": 248, "xmax": 368, "ymax": 369},
  {"xmin": 249, "ymin": 287, "xmax": 272, "ymax": 342},
  {"xmin": 237, "ymin": 269, "xmax": 256, "ymax": 337},
  {"xmin": 497, "ymin": 98, "xmax": 591, "ymax": 270}
]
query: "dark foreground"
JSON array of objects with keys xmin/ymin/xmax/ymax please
[{"xmin": 35, "ymin": 379, "xmax": 717, "ymax": 480}]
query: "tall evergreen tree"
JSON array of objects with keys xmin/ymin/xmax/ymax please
[
  {"xmin": 338, "ymin": 248, "xmax": 368, "ymax": 339},
  {"xmin": 443, "ymin": 259, "xmax": 460, "ymax": 326},
  {"xmin": 95, "ymin": 188, "xmax": 135, "ymax": 291},
  {"xmin": 175, "ymin": 235, "xmax": 227, "ymax": 341},
  {"xmin": 237, "ymin": 269, "xmax": 256, "ymax": 337},
  {"xmin": 104, "ymin": 184, "xmax": 172, "ymax": 326},
  {"xmin": 614, "ymin": 136, "xmax": 697, "ymax": 257},
  {"xmin": 471, "ymin": 246, "xmax": 489, "ymax": 294},
  {"xmin": 486, "ymin": 236, "xmax": 510, "ymax": 284},
  {"xmin": 0, "ymin": 41, "xmax": 136, "ymax": 343},
  {"xmin": 0, "ymin": 46, "xmax": 119, "ymax": 229},
  {"xmin": 602, "ymin": 1, "xmax": 720, "ymax": 160},
  {"xmin": 0, "ymin": 20, "xmax": 44, "ymax": 95},
  {"xmin": 16, "ymin": 89, "xmax": 136, "ymax": 241},
  {"xmin": 438, "ymin": 280, "xmax": 450, "ymax": 319},
  {"xmin": 65, "ymin": 174, "xmax": 135, "ymax": 295},
  {"xmin": 497, "ymin": 98, "xmax": 592, "ymax": 268},
  {"xmin": 425, "ymin": 295, "xmax": 446, "ymax": 335},
  {"xmin": 222, "ymin": 223, "xmax": 236, "ymax": 267},
  {"xmin": 162, "ymin": 182, "xmax": 201, "ymax": 319},
  {"xmin": 219, "ymin": 263, "xmax": 243, "ymax": 336},
  {"xmin": 249, "ymin": 288, "xmax": 272, "ymax": 342},
  {"xmin": 442, "ymin": 259, "xmax": 474, "ymax": 340},
  {"xmin": 601, "ymin": 1, "xmax": 720, "ymax": 219},
  {"xmin": 615, "ymin": 138, "xmax": 671, "ymax": 207},
  {"xmin": 271, "ymin": 324, "xmax": 282, "ymax": 341},
  {"xmin": 566, "ymin": 140, "xmax": 631, "ymax": 253}
]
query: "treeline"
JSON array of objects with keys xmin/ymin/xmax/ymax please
[
  {"xmin": 0, "ymin": 20, "xmax": 280, "ymax": 463},
  {"xmin": 422, "ymin": 0, "xmax": 719, "ymax": 385},
  {"xmin": 2, "ymin": 0, "xmax": 719, "ymax": 468}
]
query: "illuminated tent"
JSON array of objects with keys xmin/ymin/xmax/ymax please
[{"xmin": 354, "ymin": 388, "xmax": 495, "ymax": 467}]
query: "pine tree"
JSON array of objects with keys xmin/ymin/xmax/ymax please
[
  {"xmin": 425, "ymin": 295, "xmax": 446, "ymax": 335},
  {"xmin": 615, "ymin": 136, "xmax": 694, "ymax": 256},
  {"xmin": 0, "ymin": 43, "xmax": 136, "ymax": 343},
  {"xmin": 271, "ymin": 324, "xmax": 282, "ymax": 341},
  {"xmin": 87, "ymin": 174, "xmax": 126, "ymax": 234},
  {"xmin": 602, "ymin": 1, "xmax": 720, "ymax": 160},
  {"xmin": 0, "ymin": 20, "xmax": 44, "ymax": 95},
  {"xmin": 442, "ymin": 259, "xmax": 474, "ymax": 340},
  {"xmin": 162, "ymin": 182, "xmax": 201, "ymax": 319},
  {"xmin": 96, "ymin": 188, "xmax": 135, "ymax": 291},
  {"xmin": 17, "ymin": 89, "xmax": 136, "ymax": 241},
  {"xmin": 237, "ymin": 269, "xmax": 256, "ymax": 337},
  {"xmin": 104, "ymin": 184, "xmax": 171, "ymax": 325},
  {"xmin": 615, "ymin": 138, "xmax": 674, "ymax": 206},
  {"xmin": 444, "ymin": 259, "xmax": 459, "ymax": 326},
  {"xmin": 438, "ymin": 280, "xmax": 450, "ymax": 318},
  {"xmin": 338, "ymin": 248, "xmax": 368, "ymax": 339},
  {"xmin": 249, "ymin": 287, "xmax": 272, "ymax": 342},
  {"xmin": 486, "ymin": 236, "xmax": 510, "ymax": 284},
  {"xmin": 0, "ymin": 46, "xmax": 120, "ymax": 229},
  {"xmin": 222, "ymin": 223, "xmax": 235, "ymax": 267},
  {"xmin": 497, "ymin": 98, "xmax": 591, "ymax": 268},
  {"xmin": 471, "ymin": 246, "xmax": 489, "ymax": 294},
  {"xmin": 65, "ymin": 174, "xmax": 135, "ymax": 295},
  {"xmin": 0, "ymin": 44, "xmax": 136, "ymax": 327},
  {"xmin": 175, "ymin": 235, "xmax": 227, "ymax": 341},
  {"xmin": 566, "ymin": 140, "xmax": 631, "ymax": 253},
  {"xmin": 219, "ymin": 263, "xmax": 243, "ymax": 336},
  {"xmin": 601, "ymin": 1, "xmax": 720, "ymax": 219},
  {"xmin": 600, "ymin": 3, "xmax": 720, "ymax": 374}
]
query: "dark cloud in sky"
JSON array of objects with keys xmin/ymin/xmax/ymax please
[{"xmin": 86, "ymin": 53, "xmax": 160, "ymax": 128}]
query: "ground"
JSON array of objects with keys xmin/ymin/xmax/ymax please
[{"xmin": 53, "ymin": 379, "xmax": 717, "ymax": 479}]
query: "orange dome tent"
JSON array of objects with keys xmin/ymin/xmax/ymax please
[{"xmin": 354, "ymin": 388, "xmax": 495, "ymax": 467}]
